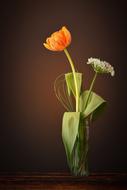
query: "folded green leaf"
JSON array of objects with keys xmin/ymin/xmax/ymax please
[
  {"xmin": 62, "ymin": 112, "xmax": 80, "ymax": 163},
  {"xmin": 65, "ymin": 72, "xmax": 82, "ymax": 97},
  {"xmin": 79, "ymin": 90, "xmax": 106, "ymax": 119}
]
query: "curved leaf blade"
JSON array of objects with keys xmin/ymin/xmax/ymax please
[
  {"xmin": 65, "ymin": 72, "xmax": 82, "ymax": 97},
  {"xmin": 62, "ymin": 112, "xmax": 80, "ymax": 162},
  {"xmin": 79, "ymin": 90, "xmax": 106, "ymax": 119}
]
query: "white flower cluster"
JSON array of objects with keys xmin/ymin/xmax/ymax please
[{"xmin": 87, "ymin": 58, "xmax": 115, "ymax": 76}]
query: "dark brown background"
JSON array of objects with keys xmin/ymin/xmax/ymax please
[{"xmin": 1, "ymin": 0, "xmax": 127, "ymax": 173}]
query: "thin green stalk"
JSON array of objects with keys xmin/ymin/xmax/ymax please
[
  {"xmin": 64, "ymin": 48, "xmax": 79, "ymax": 112},
  {"xmin": 84, "ymin": 72, "xmax": 97, "ymax": 110}
]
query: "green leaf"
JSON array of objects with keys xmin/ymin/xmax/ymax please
[
  {"xmin": 79, "ymin": 90, "xmax": 106, "ymax": 119},
  {"xmin": 62, "ymin": 112, "xmax": 80, "ymax": 163},
  {"xmin": 65, "ymin": 72, "xmax": 82, "ymax": 97}
]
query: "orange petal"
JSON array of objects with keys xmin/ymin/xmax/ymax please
[
  {"xmin": 43, "ymin": 26, "xmax": 71, "ymax": 51},
  {"xmin": 46, "ymin": 37, "xmax": 58, "ymax": 51},
  {"xmin": 62, "ymin": 26, "xmax": 71, "ymax": 45},
  {"xmin": 46, "ymin": 37, "xmax": 51, "ymax": 45},
  {"xmin": 49, "ymin": 37, "xmax": 64, "ymax": 51},
  {"xmin": 52, "ymin": 31, "xmax": 65, "ymax": 46},
  {"xmin": 43, "ymin": 43, "xmax": 54, "ymax": 51}
]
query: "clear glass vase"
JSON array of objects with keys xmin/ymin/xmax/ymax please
[{"xmin": 68, "ymin": 118, "xmax": 89, "ymax": 176}]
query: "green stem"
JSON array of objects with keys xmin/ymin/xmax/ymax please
[
  {"xmin": 64, "ymin": 48, "xmax": 79, "ymax": 112},
  {"xmin": 84, "ymin": 72, "xmax": 97, "ymax": 110}
]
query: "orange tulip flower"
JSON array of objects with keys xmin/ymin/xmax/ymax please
[{"xmin": 43, "ymin": 26, "xmax": 71, "ymax": 51}]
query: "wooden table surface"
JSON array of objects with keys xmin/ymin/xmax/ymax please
[{"xmin": 0, "ymin": 172, "xmax": 127, "ymax": 190}]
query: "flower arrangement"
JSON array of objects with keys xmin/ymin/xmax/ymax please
[{"xmin": 43, "ymin": 26, "xmax": 115, "ymax": 176}]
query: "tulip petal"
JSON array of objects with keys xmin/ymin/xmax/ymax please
[
  {"xmin": 52, "ymin": 31, "xmax": 66, "ymax": 47},
  {"xmin": 62, "ymin": 26, "xmax": 71, "ymax": 45},
  {"xmin": 43, "ymin": 26, "xmax": 71, "ymax": 51},
  {"xmin": 49, "ymin": 37, "xmax": 64, "ymax": 51},
  {"xmin": 43, "ymin": 43, "xmax": 53, "ymax": 51}
]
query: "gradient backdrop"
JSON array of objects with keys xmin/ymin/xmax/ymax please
[{"xmin": 1, "ymin": 0, "xmax": 127, "ymax": 172}]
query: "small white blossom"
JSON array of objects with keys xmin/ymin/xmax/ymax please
[{"xmin": 87, "ymin": 58, "xmax": 115, "ymax": 76}]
